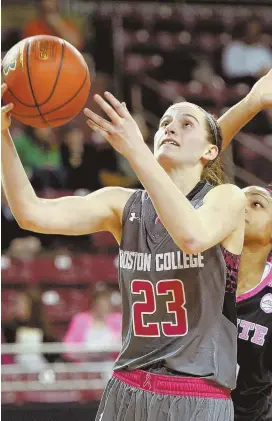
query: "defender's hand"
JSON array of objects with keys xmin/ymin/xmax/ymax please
[{"xmin": 249, "ymin": 69, "xmax": 272, "ymax": 111}]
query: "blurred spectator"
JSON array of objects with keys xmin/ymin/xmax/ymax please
[
  {"xmin": 1, "ymin": 191, "xmax": 42, "ymax": 252},
  {"xmin": 222, "ymin": 17, "xmax": 272, "ymax": 85},
  {"xmin": 14, "ymin": 126, "xmax": 64, "ymax": 190},
  {"xmin": 61, "ymin": 126, "xmax": 100, "ymax": 191},
  {"xmin": 8, "ymin": 236, "xmax": 42, "ymax": 260},
  {"xmin": 1, "ymin": 29, "xmax": 21, "ymax": 52},
  {"xmin": 1, "ymin": 331, "xmax": 14, "ymax": 365},
  {"xmin": 23, "ymin": 0, "xmax": 83, "ymax": 51},
  {"xmin": 192, "ymin": 58, "xmax": 219, "ymax": 86},
  {"xmin": 91, "ymin": 9, "xmax": 114, "ymax": 75},
  {"xmin": 59, "ymin": 124, "xmax": 137, "ymax": 191},
  {"xmin": 2, "ymin": 288, "xmax": 60, "ymax": 371},
  {"xmin": 63, "ymin": 286, "xmax": 121, "ymax": 361}
]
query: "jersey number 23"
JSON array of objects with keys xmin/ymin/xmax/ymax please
[{"xmin": 131, "ymin": 279, "xmax": 188, "ymax": 337}]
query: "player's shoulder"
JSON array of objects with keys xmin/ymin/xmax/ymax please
[
  {"xmin": 84, "ymin": 187, "xmax": 136, "ymax": 222},
  {"xmin": 204, "ymin": 183, "xmax": 246, "ymax": 208},
  {"xmin": 207, "ymin": 183, "xmax": 244, "ymax": 197},
  {"xmin": 87, "ymin": 186, "xmax": 135, "ymax": 202},
  {"xmin": 108, "ymin": 187, "xmax": 139, "ymax": 214}
]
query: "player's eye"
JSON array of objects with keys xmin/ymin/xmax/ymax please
[
  {"xmin": 252, "ymin": 201, "xmax": 263, "ymax": 208},
  {"xmin": 183, "ymin": 121, "xmax": 193, "ymax": 128},
  {"xmin": 160, "ymin": 120, "xmax": 170, "ymax": 127}
]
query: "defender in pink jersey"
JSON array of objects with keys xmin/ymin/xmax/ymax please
[{"xmin": 232, "ymin": 186, "xmax": 272, "ymax": 421}]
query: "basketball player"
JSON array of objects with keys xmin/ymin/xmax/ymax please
[
  {"xmin": 231, "ymin": 185, "xmax": 272, "ymax": 421},
  {"xmin": 1, "ymin": 71, "xmax": 270, "ymax": 421},
  {"xmin": 210, "ymin": 70, "xmax": 272, "ymax": 420}
]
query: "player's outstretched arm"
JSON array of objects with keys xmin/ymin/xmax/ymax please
[
  {"xmin": 1, "ymin": 84, "xmax": 133, "ymax": 242},
  {"xmin": 219, "ymin": 69, "xmax": 272, "ymax": 150}
]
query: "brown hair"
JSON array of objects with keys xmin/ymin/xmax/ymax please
[{"xmin": 200, "ymin": 113, "xmax": 228, "ymax": 186}]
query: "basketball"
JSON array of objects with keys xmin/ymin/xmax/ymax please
[{"xmin": 2, "ymin": 35, "xmax": 91, "ymax": 128}]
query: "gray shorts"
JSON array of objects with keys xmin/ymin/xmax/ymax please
[{"xmin": 95, "ymin": 369, "xmax": 234, "ymax": 421}]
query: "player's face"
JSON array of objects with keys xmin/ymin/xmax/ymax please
[
  {"xmin": 153, "ymin": 102, "xmax": 217, "ymax": 169},
  {"xmin": 243, "ymin": 186, "xmax": 272, "ymax": 246}
]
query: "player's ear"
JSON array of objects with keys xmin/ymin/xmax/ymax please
[{"xmin": 202, "ymin": 144, "xmax": 218, "ymax": 162}]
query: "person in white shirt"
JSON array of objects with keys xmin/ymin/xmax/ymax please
[{"xmin": 222, "ymin": 17, "xmax": 272, "ymax": 83}]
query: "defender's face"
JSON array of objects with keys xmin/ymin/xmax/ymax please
[
  {"xmin": 243, "ymin": 186, "xmax": 272, "ymax": 246},
  {"xmin": 153, "ymin": 103, "xmax": 213, "ymax": 169}
]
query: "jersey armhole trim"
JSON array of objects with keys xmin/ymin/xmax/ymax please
[
  {"xmin": 236, "ymin": 262, "xmax": 272, "ymax": 303},
  {"xmin": 121, "ymin": 189, "xmax": 143, "ymax": 227}
]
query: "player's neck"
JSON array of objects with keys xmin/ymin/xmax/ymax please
[
  {"xmin": 238, "ymin": 245, "xmax": 270, "ymax": 292},
  {"xmin": 165, "ymin": 167, "xmax": 202, "ymax": 196}
]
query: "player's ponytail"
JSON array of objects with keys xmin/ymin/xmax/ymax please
[
  {"xmin": 200, "ymin": 111, "xmax": 228, "ymax": 186},
  {"xmin": 201, "ymin": 156, "xmax": 228, "ymax": 186}
]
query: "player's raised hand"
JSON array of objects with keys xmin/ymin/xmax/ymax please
[
  {"xmin": 249, "ymin": 69, "xmax": 272, "ymax": 110},
  {"xmin": 1, "ymin": 83, "xmax": 13, "ymax": 132},
  {"xmin": 84, "ymin": 92, "xmax": 145, "ymax": 157}
]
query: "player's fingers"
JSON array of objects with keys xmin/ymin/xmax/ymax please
[
  {"xmin": 86, "ymin": 119, "xmax": 111, "ymax": 141},
  {"xmin": 104, "ymin": 92, "xmax": 129, "ymax": 118},
  {"xmin": 2, "ymin": 103, "xmax": 14, "ymax": 113},
  {"xmin": 83, "ymin": 108, "xmax": 113, "ymax": 132},
  {"xmin": 1, "ymin": 83, "xmax": 8, "ymax": 98},
  {"xmin": 93, "ymin": 94, "xmax": 122, "ymax": 125},
  {"xmin": 87, "ymin": 120, "xmax": 112, "ymax": 143}
]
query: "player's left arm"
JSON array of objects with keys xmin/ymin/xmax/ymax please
[{"xmin": 219, "ymin": 69, "xmax": 272, "ymax": 150}]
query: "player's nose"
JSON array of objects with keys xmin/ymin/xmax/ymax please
[
  {"xmin": 245, "ymin": 204, "xmax": 250, "ymax": 214},
  {"xmin": 164, "ymin": 123, "xmax": 176, "ymax": 135}
]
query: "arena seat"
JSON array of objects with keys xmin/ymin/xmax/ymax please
[
  {"xmin": 1, "ymin": 257, "xmax": 37, "ymax": 284},
  {"xmin": 42, "ymin": 287, "xmax": 90, "ymax": 322},
  {"xmin": 91, "ymin": 232, "xmax": 118, "ymax": 252},
  {"xmin": 35, "ymin": 257, "xmax": 80, "ymax": 284}
]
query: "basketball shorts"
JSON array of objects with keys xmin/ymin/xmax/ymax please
[{"xmin": 95, "ymin": 369, "xmax": 234, "ymax": 421}]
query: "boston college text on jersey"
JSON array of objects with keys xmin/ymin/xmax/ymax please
[{"xmin": 119, "ymin": 249, "xmax": 205, "ymax": 272}]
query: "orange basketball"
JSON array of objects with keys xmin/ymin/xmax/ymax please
[{"xmin": 2, "ymin": 35, "xmax": 91, "ymax": 128}]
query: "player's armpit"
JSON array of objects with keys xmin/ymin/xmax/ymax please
[
  {"xmin": 188, "ymin": 184, "xmax": 246, "ymax": 254},
  {"xmin": 20, "ymin": 187, "xmax": 134, "ymax": 243}
]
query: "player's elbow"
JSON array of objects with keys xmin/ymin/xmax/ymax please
[
  {"xmin": 17, "ymin": 215, "xmax": 36, "ymax": 232},
  {"xmin": 177, "ymin": 237, "xmax": 205, "ymax": 255},
  {"xmin": 16, "ymin": 201, "xmax": 43, "ymax": 232}
]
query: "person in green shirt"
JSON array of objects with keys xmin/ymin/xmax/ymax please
[
  {"xmin": 13, "ymin": 126, "xmax": 63, "ymax": 190},
  {"xmin": 14, "ymin": 126, "xmax": 61, "ymax": 174}
]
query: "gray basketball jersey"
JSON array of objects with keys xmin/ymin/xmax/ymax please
[{"xmin": 114, "ymin": 182, "xmax": 240, "ymax": 390}]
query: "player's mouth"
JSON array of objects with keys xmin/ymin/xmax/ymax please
[{"xmin": 160, "ymin": 138, "xmax": 180, "ymax": 147}]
